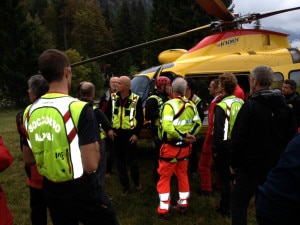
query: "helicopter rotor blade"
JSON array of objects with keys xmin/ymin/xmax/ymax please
[
  {"xmin": 196, "ymin": 0, "xmax": 234, "ymax": 22},
  {"xmin": 244, "ymin": 6, "xmax": 300, "ymax": 22},
  {"xmin": 71, "ymin": 24, "xmax": 212, "ymax": 67}
]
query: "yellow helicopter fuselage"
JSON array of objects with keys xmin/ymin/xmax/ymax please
[
  {"xmin": 132, "ymin": 29, "xmax": 300, "ymax": 137},
  {"xmin": 157, "ymin": 29, "xmax": 297, "ymax": 76}
]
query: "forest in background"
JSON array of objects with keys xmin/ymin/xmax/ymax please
[{"xmin": 0, "ymin": 0, "xmax": 232, "ymax": 106}]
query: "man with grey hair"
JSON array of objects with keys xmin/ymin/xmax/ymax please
[
  {"xmin": 229, "ymin": 65, "xmax": 297, "ymax": 225},
  {"xmin": 156, "ymin": 77, "xmax": 202, "ymax": 218},
  {"xmin": 16, "ymin": 74, "xmax": 49, "ymax": 225}
]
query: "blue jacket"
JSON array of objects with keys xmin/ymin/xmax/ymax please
[{"xmin": 256, "ymin": 133, "xmax": 300, "ymax": 225}]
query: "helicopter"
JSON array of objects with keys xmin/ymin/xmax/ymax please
[{"xmin": 71, "ymin": 0, "xmax": 300, "ymax": 137}]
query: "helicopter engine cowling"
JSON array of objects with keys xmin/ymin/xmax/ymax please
[{"xmin": 158, "ymin": 49, "xmax": 187, "ymax": 64}]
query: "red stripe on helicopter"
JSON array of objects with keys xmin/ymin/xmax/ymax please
[{"xmin": 188, "ymin": 29, "xmax": 288, "ymax": 53}]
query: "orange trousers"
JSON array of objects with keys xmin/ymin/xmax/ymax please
[{"xmin": 156, "ymin": 143, "xmax": 191, "ymax": 214}]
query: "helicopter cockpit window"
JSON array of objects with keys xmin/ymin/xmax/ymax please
[
  {"xmin": 131, "ymin": 75, "xmax": 151, "ymax": 107},
  {"xmin": 271, "ymin": 72, "xmax": 284, "ymax": 89},
  {"xmin": 289, "ymin": 70, "xmax": 300, "ymax": 93}
]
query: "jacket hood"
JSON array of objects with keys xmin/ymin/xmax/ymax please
[{"xmin": 250, "ymin": 89, "xmax": 286, "ymax": 109}]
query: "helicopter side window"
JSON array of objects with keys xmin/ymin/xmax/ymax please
[
  {"xmin": 290, "ymin": 70, "xmax": 300, "ymax": 94},
  {"xmin": 288, "ymin": 48, "xmax": 300, "ymax": 64},
  {"xmin": 271, "ymin": 73, "xmax": 284, "ymax": 90}
]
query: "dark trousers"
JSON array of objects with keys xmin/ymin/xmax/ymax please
[
  {"xmin": 44, "ymin": 174, "xmax": 120, "ymax": 225},
  {"xmin": 96, "ymin": 141, "xmax": 111, "ymax": 207},
  {"xmin": 213, "ymin": 148, "xmax": 231, "ymax": 212},
  {"xmin": 105, "ymin": 138, "xmax": 114, "ymax": 174},
  {"xmin": 29, "ymin": 186, "xmax": 47, "ymax": 225},
  {"xmin": 231, "ymin": 171, "xmax": 263, "ymax": 225},
  {"xmin": 152, "ymin": 136, "xmax": 162, "ymax": 185},
  {"xmin": 114, "ymin": 131, "xmax": 140, "ymax": 191}
]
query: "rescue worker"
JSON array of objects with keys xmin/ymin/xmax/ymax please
[
  {"xmin": 106, "ymin": 75, "xmax": 144, "ymax": 196},
  {"xmin": 16, "ymin": 75, "xmax": 49, "ymax": 225},
  {"xmin": 184, "ymin": 78, "xmax": 205, "ymax": 179},
  {"xmin": 22, "ymin": 49, "xmax": 120, "ymax": 225},
  {"xmin": 145, "ymin": 76, "xmax": 172, "ymax": 184},
  {"xmin": 212, "ymin": 73, "xmax": 244, "ymax": 217},
  {"xmin": 157, "ymin": 77, "xmax": 202, "ymax": 218},
  {"xmin": 198, "ymin": 78, "xmax": 222, "ymax": 195},
  {"xmin": 99, "ymin": 76, "xmax": 119, "ymax": 177},
  {"xmin": 79, "ymin": 81, "xmax": 115, "ymax": 207},
  {"xmin": 99, "ymin": 76, "xmax": 119, "ymax": 112}
]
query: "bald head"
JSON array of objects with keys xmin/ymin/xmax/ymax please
[
  {"xmin": 117, "ymin": 76, "xmax": 131, "ymax": 97},
  {"xmin": 80, "ymin": 81, "xmax": 95, "ymax": 100}
]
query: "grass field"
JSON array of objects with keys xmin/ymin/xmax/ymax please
[{"xmin": 0, "ymin": 109, "xmax": 258, "ymax": 225}]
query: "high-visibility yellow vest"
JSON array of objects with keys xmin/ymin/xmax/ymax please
[
  {"xmin": 217, "ymin": 95, "xmax": 244, "ymax": 140},
  {"xmin": 159, "ymin": 96, "xmax": 202, "ymax": 141},
  {"xmin": 147, "ymin": 95, "xmax": 164, "ymax": 126},
  {"xmin": 23, "ymin": 93, "xmax": 87, "ymax": 182},
  {"xmin": 111, "ymin": 92, "xmax": 140, "ymax": 130}
]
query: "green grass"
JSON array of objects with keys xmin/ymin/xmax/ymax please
[{"xmin": 0, "ymin": 109, "xmax": 258, "ymax": 225}]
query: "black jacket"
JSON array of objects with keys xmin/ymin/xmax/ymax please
[
  {"xmin": 230, "ymin": 89, "xmax": 297, "ymax": 174},
  {"xmin": 285, "ymin": 92, "xmax": 300, "ymax": 127},
  {"xmin": 80, "ymin": 98, "xmax": 113, "ymax": 133},
  {"xmin": 144, "ymin": 89, "xmax": 169, "ymax": 136}
]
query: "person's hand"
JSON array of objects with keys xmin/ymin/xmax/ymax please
[
  {"xmin": 107, "ymin": 129, "xmax": 115, "ymax": 141},
  {"xmin": 230, "ymin": 166, "xmax": 236, "ymax": 174},
  {"xmin": 129, "ymin": 134, "xmax": 138, "ymax": 144},
  {"xmin": 185, "ymin": 133, "xmax": 196, "ymax": 143}
]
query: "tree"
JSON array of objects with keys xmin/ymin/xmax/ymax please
[
  {"xmin": 130, "ymin": 0, "xmax": 147, "ymax": 70},
  {"xmin": 111, "ymin": 1, "xmax": 134, "ymax": 75},
  {"xmin": 70, "ymin": 0, "xmax": 114, "ymax": 58},
  {"xmin": 65, "ymin": 48, "xmax": 105, "ymax": 98},
  {"xmin": 143, "ymin": 0, "xmax": 232, "ymax": 67},
  {"xmin": 42, "ymin": 0, "xmax": 70, "ymax": 50},
  {"xmin": 0, "ymin": 0, "xmax": 54, "ymax": 105}
]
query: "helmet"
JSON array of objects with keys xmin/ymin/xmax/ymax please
[{"xmin": 156, "ymin": 76, "xmax": 171, "ymax": 87}]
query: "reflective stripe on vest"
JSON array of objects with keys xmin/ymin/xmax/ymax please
[
  {"xmin": 129, "ymin": 94, "xmax": 138, "ymax": 129},
  {"xmin": 159, "ymin": 97, "xmax": 199, "ymax": 140},
  {"xmin": 164, "ymin": 99, "xmax": 196, "ymax": 127},
  {"xmin": 191, "ymin": 94, "xmax": 201, "ymax": 106},
  {"xmin": 24, "ymin": 95, "xmax": 85, "ymax": 182},
  {"xmin": 217, "ymin": 96, "xmax": 243, "ymax": 140},
  {"xmin": 93, "ymin": 105, "xmax": 106, "ymax": 140}
]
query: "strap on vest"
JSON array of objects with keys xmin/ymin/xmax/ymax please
[{"xmin": 159, "ymin": 156, "xmax": 189, "ymax": 162}]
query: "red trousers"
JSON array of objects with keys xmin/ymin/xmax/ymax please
[
  {"xmin": 156, "ymin": 143, "xmax": 191, "ymax": 214},
  {"xmin": 198, "ymin": 134, "xmax": 220, "ymax": 191},
  {"xmin": 0, "ymin": 185, "xmax": 13, "ymax": 225}
]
